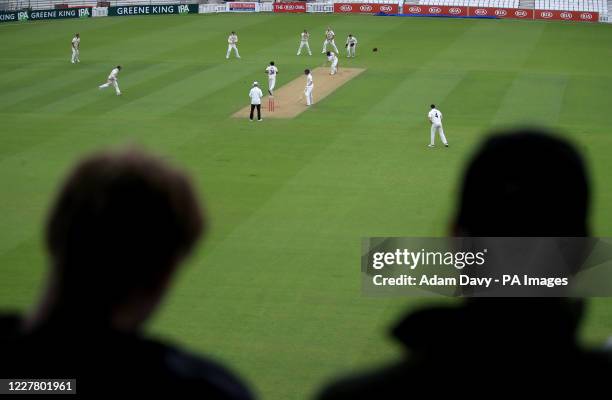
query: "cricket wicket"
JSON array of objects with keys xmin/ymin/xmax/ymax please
[{"xmin": 268, "ymin": 96, "xmax": 275, "ymax": 112}]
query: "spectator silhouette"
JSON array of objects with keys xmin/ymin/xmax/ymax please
[
  {"xmin": 318, "ymin": 129, "xmax": 612, "ymax": 398},
  {"xmin": 0, "ymin": 149, "xmax": 253, "ymax": 398}
]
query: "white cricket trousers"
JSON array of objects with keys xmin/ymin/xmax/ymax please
[
  {"xmin": 268, "ymin": 77, "xmax": 276, "ymax": 93},
  {"xmin": 297, "ymin": 41, "xmax": 311, "ymax": 55},
  {"xmin": 347, "ymin": 45, "xmax": 356, "ymax": 57},
  {"xmin": 99, "ymin": 78, "xmax": 121, "ymax": 95},
  {"xmin": 330, "ymin": 59, "xmax": 338, "ymax": 75},
  {"xmin": 304, "ymin": 86, "xmax": 313, "ymax": 105},
  {"xmin": 71, "ymin": 48, "xmax": 79, "ymax": 63},
  {"xmin": 322, "ymin": 40, "xmax": 339, "ymax": 54},
  {"xmin": 226, "ymin": 44, "xmax": 240, "ymax": 59},
  {"xmin": 430, "ymin": 123, "xmax": 448, "ymax": 145}
]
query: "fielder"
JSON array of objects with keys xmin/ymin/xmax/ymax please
[
  {"xmin": 304, "ymin": 69, "xmax": 313, "ymax": 106},
  {"xmin": 345, "ymin": 34, "xmax": 358, "ymax": 58},
  {"xmin": 71, "ymin": 33, "xmax": 80, "ymax": 64},
  {"xmin": 322, "ymin": 26, "xmax": 339, "ymax": 54},
  {"xmin": 297, "ymin": 30, "xmax": 312, "ymax": 56},
  {"xmin": 428, "ymin": 104, "xmax": 448, "ymax": 147},
  {"xmin": 226, "ymin": 31, "xmax": 240, "ymax": 59},
  {"xmin": 249, "ymin": 81, "xmax": 263, "ymax": 121},
  {"xmin": 265, "ymin": 61, "xmax": 278, "ymax": 96},
  {"xmin": 98, "ymin": 65, "xmax": 122, "ymax": 96},
  {"xmin": 326, "ymin": 51, "xmax": 338, "ymax": 75}
]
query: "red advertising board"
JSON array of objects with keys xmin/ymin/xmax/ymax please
[
  {"xmin": 500, "ymin": 8, "xmax": 533, "ymax": 19},
  {"xmin": 403, "ymin": 5, "xmax": 467, "ymax": 16},
  {"xmin": 333, "ymin": 3, "xmax": 399, "ymax": 14},
  {"xmin": 273, "ymin": 2, "xmax": 306, "ymax": 13},
  {"xmin": 534, "ymin": 9, "xmax": 598, "ymax": 22},
  {"xmin": 402, "ymin": 5, "xmax": 596, "ymax": 22},
  {"xmin": 469, "ymin": 7, "xmax": 533, "ymax": 18}
]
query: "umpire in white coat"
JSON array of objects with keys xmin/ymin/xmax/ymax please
[{"xmin": 249, "ymin": 81, "xmax": 263, "ymax": 121}]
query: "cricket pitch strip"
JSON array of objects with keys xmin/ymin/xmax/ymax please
[{"xmin": 232, "ymin": 67, "xmax": 366, "ymax": 119}]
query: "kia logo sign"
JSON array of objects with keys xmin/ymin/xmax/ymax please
[
  {"xmin": 380, "ymin": 5, "xmax": 392, "ymax": 12},
  {"xmin": 515, "ymin": 10, "xmax": 527, "ymax": 17},
  {"xmin": 409, "ymin": 6, "xmax": 420, "ymax": 12},
  {"xmin": 339, "ymin": 4, "xmax": 352, "ymax": 11},
  {"xmin": 560, "ymin": 12, "xmax": 572, "ymax": 19},
  {"xmin": 495, "ymin": 9, "xmax": 507, "ymax": 16},
  {"xmin": 360, "ymin": 4, "xmax": 373, "ymax": 11},
  {"xmin": 474, "ymin": 8, "xmax": 487, "ymax": 15},
  {"xmin": 449, "ymin": 7, "xmax": 462, "ymax": 14},
  {"xmin": 541, "ymin": 11, "xmax": 553, "ymax": 18},
  {"xmin": 428, "ymin": 7, "xmax": 441, "ymax": 13},
  {"xmin": 580, "ymin": 12, "xmax": 593, "ymax": 19}
]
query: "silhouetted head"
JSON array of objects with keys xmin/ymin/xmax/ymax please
[
  {"xmin": 326, "ymin": 51, "xmax": 331, "ymax": 56},
  {"xmin": 304, "ymin": 69, "xmax": 310, "ymax": 75},
  {"xmin": 231, "ymin": 31, "xmax": 235, "ymax": 34},
  {"xmin": 430, "ymin": 104, "xmax": 435, "ymax": 109},
  {"xmin": 270, "ymin": 61, "xmax": 274, "ymax": 66},
  {"xmin": 42, "ymin": 149, "xmax": 204, "ymax": 329},
  {"xmin": 454, "ymin": 129, "xmax": 589, "ymax": 236},
  {"xmin": 75, "ymin": 33, "xmax": 79, "ymax": 38},
  {"xmin": 116, "ymin": 65, "xmax": 122, "ymax": 71}
]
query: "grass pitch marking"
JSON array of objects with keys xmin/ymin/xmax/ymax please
[{"xmin": 233, "ymin": 67, "xmax": 366, "ymax": 119}]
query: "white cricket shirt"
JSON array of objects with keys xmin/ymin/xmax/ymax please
[
  {"xmin": 249, "ymin": 87, "xmax": 263, "ymax": 104},
  {"xmin": 266, "ymin": 66, "xmax": 278, "ymax": 78},
  {"xmin": 429, "ymin": 109, "xmax": 443, "ymax": 125}
]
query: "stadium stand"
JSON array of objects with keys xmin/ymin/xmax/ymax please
[
  {"xmin": 535, "ymin": 0, "xmax": 606, "ymax": 12},
  {"xmin": 417, "ymin": 0, "xmax": 606, "ymax": 13},
  {"xmin": 1, "ymin": 0, "xmax": 185, "ymax": 11}
]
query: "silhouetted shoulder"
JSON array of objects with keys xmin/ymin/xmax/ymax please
[
  {"xmin": 318, "ymin": 360, "xmax": 411, "ymax": 400},
  {"xmin": 0, "ymin": 315, "xmax": 254, "ymax": 399},
  {"xmin": 159, "ymin": 340, "xmax": 254, "ymax": 399},
  {"xmin": 0, "ymin": 313, "xmax": 20, "ymax": 340},
  {"xmin": 318, "ymin": 302, "xmax": 612, "ymax": 399}
]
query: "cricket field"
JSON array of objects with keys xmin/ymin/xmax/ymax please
[{"xmin": 1, "ymin": 13, "xmax": 612, "ymax": 399}]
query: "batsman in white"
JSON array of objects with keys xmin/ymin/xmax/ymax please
[
  {"xmin": 98, "ymin": 65, "xmax": 122, "ymax": 96},
  {"xmin": 322, "ymin": 26, "xmax": 339, "ymax": 54},
  {"xmin": 297, "ymin": 30, "xmax": 312, "ymax": 56},
  {"xmin": 345, "ymin": 34, "xmax": 358, "ymax": 58},
  {"xmin": 304, "ymin": 69, "xmax": 313, "ymax": 106},
  {"xmin": 71, "ymin": 33, "xmax": 80, "ymax": 64},
  {"xmin": 265, "ymin": 61, "xmax": 278, "ymax": 96},
  {"xmin": 428, "ymin": 104, "xmax": 449, "ymax": 147},
  {"xmin": 226, "ymin": 31, "xmax": 240, "ymax": 59},
  {"xmin": 326, "ymin": 51, "xmax": 338, "ymax": 75}
]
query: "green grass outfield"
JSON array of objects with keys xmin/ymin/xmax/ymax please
[{"xmin": 2, "ymin": 12, "xmax": 612, "ymax": 398}]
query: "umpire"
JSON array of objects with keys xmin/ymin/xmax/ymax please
[{"xmin": 249, "ymin": 81, "xmax": 263, "ymax": 121}]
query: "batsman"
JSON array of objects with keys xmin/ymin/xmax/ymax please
[{"xmin": 345, "ymin": 34, "xmax": 358, "ymax": 58}]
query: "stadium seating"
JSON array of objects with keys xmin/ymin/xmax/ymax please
[
  {"xmin": 418, "ymin": 0, "xmax": 606, "ymax": 13},
  {"xmin": 4, "ymin": 0, "xmax": 191, "ymax": 10},
  {"xmin": 535, "ymin": 0, "xmax": 606, "ymax": 12}
]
